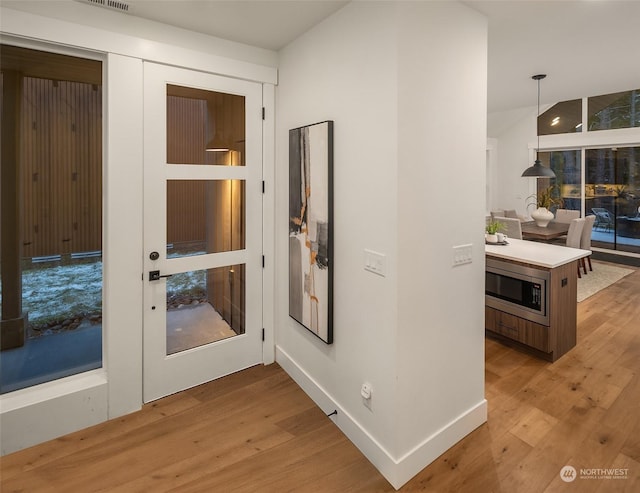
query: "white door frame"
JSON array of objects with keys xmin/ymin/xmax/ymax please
[{"xmin": 0, "ymin": 7, "xmax": 276, "ymax": 454}]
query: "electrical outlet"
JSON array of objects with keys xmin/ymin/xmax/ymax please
[
  {"xmin": 452, "ymin": 244, "xmax": 473, "ymax": 266},
  {"xmin": 361, "ymin": 383, "xmax": 372, "ymax": 400}
]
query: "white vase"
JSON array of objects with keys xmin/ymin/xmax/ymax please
[
  {"xmin": 486, "ymin": 233, "xmax": 498, "ymax": 243},
  {"xmin": 531, "ymin": 207, "xmax": 554, "ymax": 227}
]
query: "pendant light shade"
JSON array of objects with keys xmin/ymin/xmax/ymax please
[
  {"xmin": 205, "ymin": 135, "xmax": 231, "ymax": 152},
  {"xmin": 521, "ymin": 74, "xmax": 556, "ymax": 178},
  {"xmin": 522, "ymin": 159, "xmax": 556, "ymax": 177}
]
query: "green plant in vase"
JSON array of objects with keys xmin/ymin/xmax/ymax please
[
  {"xmin": 527, "ymin": 185, "xmax": 563, "ymax": 227},
  {"xmin": 485, "ymin": 220, "xmax": 505, "ymax": 243}
]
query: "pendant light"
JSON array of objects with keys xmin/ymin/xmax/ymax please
[
  {"xmin": 205, "ymin": 133, "xmax": 231, "ymax": 152},
  {"xmin": 521, "ymin": 74, "xmax": 556, "ymax": 178}
]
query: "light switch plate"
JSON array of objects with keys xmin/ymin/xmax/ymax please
[
  {"xmin": 452, "ymin": 244, "xmax": 473, "ymax": 266},
  {"xmin": 364, "ymin": 249, "xmax": 386, "ymax": 277}
]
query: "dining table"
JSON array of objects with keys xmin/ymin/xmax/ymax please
[{"xmin": 520, "ymin": 220, "xmax": 570, "ymax": 241}]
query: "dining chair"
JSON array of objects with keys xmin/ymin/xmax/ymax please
[
  {"xmin": 555, "ymin": 208, "xmax": 580, "ymax": 224},
  {"xmin": 490, "ymin": 210, "xmax": 506, "ymax": 223},
  {"xmin": 491, "ymin": 209, "xmax": 525, "ymax": 222},
  {"xmin": 579, "ymin": 215, "xmax": 596, "ymax": 274},
  {"xmin": 566, "ymin": 217, "xmax": 586, "ymax": 278},
  {"xmin": 498, "ymin": 217, "xmax": 522, "ymax": 240}
]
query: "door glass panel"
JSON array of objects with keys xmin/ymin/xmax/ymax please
[
  {"xmin": 167, "ymin": 180, "xmax": 245, "ymax": 258},
  {"xmin": 166, "ymin": 84, "xmax": 245, "ymax": 166},
  {"xmin": 166, "ymin": 264, "xmax": 245, "ymax": 355},
  {"xmin": 586, "ymin": 147, "xmax": 640, "ymax": 254},
  {"xmin": 0, "ymin": 45, "xmax": 102, "ymax": 394}
]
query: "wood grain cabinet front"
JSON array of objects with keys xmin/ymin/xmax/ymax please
[{"xmin": 485, "ymin": 307, "xmax": 550, "ymax": 353}]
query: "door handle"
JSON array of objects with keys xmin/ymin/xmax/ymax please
[{"xmin": 149, "ymin": 270, "xmax": 172, "ymax": 281}]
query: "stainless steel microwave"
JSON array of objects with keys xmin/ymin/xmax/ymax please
[{"xmin": 485, "ymin": 258, "xmax": 550, "ymax": 326}]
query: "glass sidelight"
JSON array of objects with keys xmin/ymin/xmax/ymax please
[{"xmin": 0, "ymin": 45, "xmax": 103, "ymax": 393}]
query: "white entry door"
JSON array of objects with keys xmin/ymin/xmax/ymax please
[{"xmin": 142, "ymin": 62, "xmax": 263, "ymax": 402}]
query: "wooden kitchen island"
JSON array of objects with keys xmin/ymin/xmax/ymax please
[{"xmin": 485, "ymin": 238, "xmax": 591, "ymax": 362}]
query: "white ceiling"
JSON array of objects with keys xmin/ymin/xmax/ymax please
[
  {"xmin": 121, "ymin": 0, "xmax": 349, "ymax": 52},
  {"xmin": 4, "ymin": 1, "xmax": 640, "ymax": 113},
  {"xmin": 466, "ymin": 1, "xmax": 640, "ymax": 113}
]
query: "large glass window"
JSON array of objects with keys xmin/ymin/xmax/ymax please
[
  {"xmin": 538, "ymin": 99, "xmax": 583, "ymax": 135},
  {"xmin": 536, "ymin": 150, "xmax": 582, "ymax": 211},
  {"xmin": 537, "ymin": 89, "xmax": 640, "ymax": 134},
  {"xmin": 585, "ymin": 147, "xmax": 640, "ymax": 254},
  {"xmin": 588, "ymin": 89, "xmax": 640, "ymax": 131},
  {"xmin": 0, "ymin": 45, "xmax": 102, "ymax": 393},
  {"xmin": 533, "ymin": 88, "xmax": 640, "ymax": 256}
]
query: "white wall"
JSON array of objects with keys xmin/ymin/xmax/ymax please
[
  {"xmin": 276, "ymin": 1, "xmax": 487, "ymax": 488},
  {"xmin": 276, "ymin": 0, "xmax": 400, "ymax": 469},
  {"xmin": 0, "ymin": 7, "xmax": 276, "ymax": 84},
  {"xmin": 488, "ymin": 105, "xmax": 538, "ymax": 215},
  {"xmin": 1, "ymin": 0, "xmax": 278, "ymax": 69},
  {"xmin": 395, "ymin": 0, "xmax": 487, "ymax": 476}
]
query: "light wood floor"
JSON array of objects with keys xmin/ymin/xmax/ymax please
[{"xmin": 2, "ymin": 264, "xmax": 639, "ymax": 492}]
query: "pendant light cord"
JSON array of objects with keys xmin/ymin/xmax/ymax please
[
  {"xmin": 536, "ymin": 77, "xmax": 540, "ymax": 156},
  {"xmin": 532, "ymin": 74, "xmax": 546, "ymax": 160},
  {"xmin": 522, "ymin": 74, "xmax": 554, "ymax": 178}
]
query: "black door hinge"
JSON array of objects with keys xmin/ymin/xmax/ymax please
[
  {"xmin": 262, "ymin": 181, "xmax": 265, "ymax": 193},
  {"xmin": 262, "ymin": 107, "xmax": 265, "ymax": 120},
  {"xmin": 262, "ymin": 328, "xmax": 265, "ymax": 341},
  {"xmin": 262, "ymin": 255, "xmax": 265, "ymax": 268}
]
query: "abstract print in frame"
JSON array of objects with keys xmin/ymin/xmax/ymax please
[{"xmin": 289, "ymin": 120, "xmax": 333, "ymax": 344}]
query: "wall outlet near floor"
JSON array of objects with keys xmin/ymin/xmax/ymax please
[
  {"xmin": 361, "ymin": 383, "xmax": 372, "ymax": 400},
  {"xmin": 452, "ymin": 244, "xmax": 473, "ymax": 266}
]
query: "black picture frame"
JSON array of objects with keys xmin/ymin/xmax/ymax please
[{"xmin": 288, "ymin": 120, "xmax": 334, "ymax": 344}]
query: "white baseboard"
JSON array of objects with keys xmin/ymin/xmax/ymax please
[
  {"xmin": 394, "ymin": 398, "xmax": 487, "ymax": 487},
  {"xmin": 276, "ymin": 346, "xmax": 487, "ymax": 490}
]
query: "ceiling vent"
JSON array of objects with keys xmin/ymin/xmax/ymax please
[{"xmin": 77, "ymin": 0, "xmax": 130, "ymax": 13}]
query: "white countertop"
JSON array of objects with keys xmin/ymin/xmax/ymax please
[{"xmin": 485, "ymin": 238, "xmax": 591, "ymax": 269}]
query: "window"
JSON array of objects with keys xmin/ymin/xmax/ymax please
[
  {"xmin": 538, "ymin": 89, "xmax": 640, "ymax": 135},
  {"xmin": 537, "ymin": 150, "xmax": 582, "ymax": 211},
  {"xmin": 589, "ymin": 89, "xmax": 640, "ymax": 131},
  {"xmin": 0, "ymin": 45, "xmax": 103, "ymax": 393},
  {"xmin": 538, "ymin": 99, "xmax": 582, "ymax": 135},
  {"xmin": 533, "ymin": 88, "xmax": 640, "ymax": 255},
  {"xmin": 585, "ymin": 147, "xmax": 640, "ymax": 254}
]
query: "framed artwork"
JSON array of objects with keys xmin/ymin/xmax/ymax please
[{"xmin": 289, "ymin": 120, "xmax": 333, "ymax": 344}]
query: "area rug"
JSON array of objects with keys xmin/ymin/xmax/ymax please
[{"xmin": 577, "ymin": 261, "xmax": 635, "ymax": 302}]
